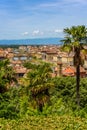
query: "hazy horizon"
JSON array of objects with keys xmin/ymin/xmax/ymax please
[
  {"xmin": 0, "ymin": 37, "xmax": 62, "ymax": 40},
  {"xmin": 0, "ymin": 37, "xmax": 62, "ymax": 45}
]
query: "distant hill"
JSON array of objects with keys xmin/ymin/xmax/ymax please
[{"xmin": 0, "ymin": 37, "xmax": 63, "ymax": 45}]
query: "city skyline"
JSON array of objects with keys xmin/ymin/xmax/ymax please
[{"xmin": 0, "ymin": 0, "xmax": 87, "ymax": 39}]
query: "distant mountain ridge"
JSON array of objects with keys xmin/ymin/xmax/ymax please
[{"xmin": 0, "ymin": 37, "xmax": 63, "ymax": 45}]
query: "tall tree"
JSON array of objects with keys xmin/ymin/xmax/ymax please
[
  {"xmin": 61, "ymin": 25, "xmax": 87, "ymax": 107},
  {"xmin": 27, "ymin": 62, "xmax": 54, "ymax": 112}
]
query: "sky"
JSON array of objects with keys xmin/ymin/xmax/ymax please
[{"xmin": 0, "ymin": 0, "xmax": 87, "ymax": 39}]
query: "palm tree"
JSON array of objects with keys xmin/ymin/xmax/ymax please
[
  {"xmin": 27, "ymin": 62, "xmax": 54, "ymax": 112},
  {"xmin": 61, "ymin": 25, "xmax": 87, "ymax": 107}
]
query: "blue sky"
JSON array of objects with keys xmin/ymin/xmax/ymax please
[{"xmin": 0, "ymin": 0, "xmax": 87, "ymax": 39}]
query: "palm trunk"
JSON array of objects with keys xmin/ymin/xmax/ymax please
[
  {"xmin": 39, "ymin": 104, "xmax": 43, "ymax": 112},
  {"xmin": 75, "ymin": 47, "xmax": 80, "ymax": 108},
  {"xmin": 76, "ymin": 64, "xmax": 80, "ymax": 107}
]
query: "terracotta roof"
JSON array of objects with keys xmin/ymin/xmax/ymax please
[
  {"xmin": 62, "ymin": 66, "xmax": 86, "ymax": 76},
  {"xmin": 14, "ymin": 66, "xmax": 27, "ymax": 74},
  {"xmin": 62, "ymin": 66, "xmax": 75, "ymax": 76},
  {"xmin": 46, "ymin": 51, "xmax": 57, "ymax": 54},
  {"xmin": 11, "ymin": 60, "xmax": 22, "ymax": 64},
  {"xmin": 0, "ymin": 50, "xmax": 6, "ymax": 57}
]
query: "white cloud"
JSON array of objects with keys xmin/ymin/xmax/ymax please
[
  {"xmin": 32, "ymin": 30, "xmax": 44, "ymax": 36},
  {"xmin": 54, "ymin": 29, "xmax": 63, "ymax": 33},
  {"xmin": 22, "ymin": 32, "xmax": 29, "ymax": 36},
  {"xmin": 32, "ymin": 30, "xmax": 40, "ymax": 35}
]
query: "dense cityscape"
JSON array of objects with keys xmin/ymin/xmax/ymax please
[{"xmin": 0, "ymin": 45, "xmax": 87, "ymax": 78}]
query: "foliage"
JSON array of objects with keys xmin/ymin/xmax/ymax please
[
  {"xmin": 52, "ymin": 77, "xmax": 87, "ymax": 111},
  {"xmin": 0, "ymin": 58, "xmax": 87, "ymax": 130},
  {"xmin": 26, "ymin": 62, "xmax": 54, "ymax": 112},
  {"xmin": 0, "ymin": 75, "xmax": 87, "ymax": 119},
  {"xmin": 0, "ymin": 59, "xmax": 16, "ymax": 93},
  {"xmin": 0, "ymin": 115, "xmax": 87, "ymax": 130},
  {"xmin": 0, "ymin": 88, "xmax": 20, "ymax": 119},
  {"xmin": 23, "ymin": 61, "xmax": 38, "ymax": 70}
]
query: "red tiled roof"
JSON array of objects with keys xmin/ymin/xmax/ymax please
[
  {"xmin": 63, "ymin": 66, "xmax": 75, "ymax": 76},
  {"xmin": 62, "ymin": 66, "xmax": 86, "ymax": 76}
]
